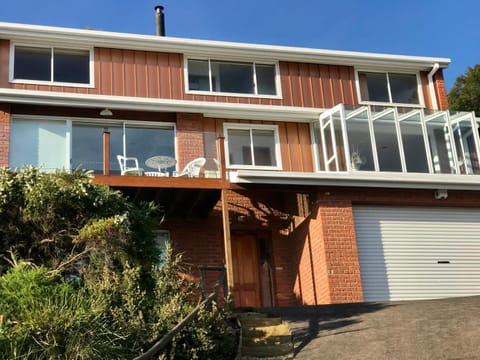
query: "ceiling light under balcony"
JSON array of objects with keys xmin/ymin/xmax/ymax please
[{"xmin": 100, "ymin": 108, "xmax": 113, "ymax": 116}]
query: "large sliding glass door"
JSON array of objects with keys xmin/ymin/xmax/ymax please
[
  {"xmin": 124, "ymin": 125, "xmax": 176, "ymax": 174},
  {"xmin": 10, "ymin": 116, "xmax": 175, "ymax": 174},
  {"xmin": 10, "ymin": 118, "xmax": 69, "ymax": 171}
]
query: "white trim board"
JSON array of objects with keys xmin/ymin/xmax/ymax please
[
  {"xmin": 0, "ymin": 88, "xmax": 323, "ymax": 122},
  {"xmin": 231, "ymin": 170, "xmax": 480, "ymax": 190},
  {"xmin": 0, "ymin": 22, "xmax": 450, "ymax": 71}
]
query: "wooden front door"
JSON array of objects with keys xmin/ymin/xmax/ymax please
[{"xmin": 232, "ymin": 234, "xmax": 261, "ymax": 307}]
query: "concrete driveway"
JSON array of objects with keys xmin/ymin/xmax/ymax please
[{"xmin": 265, "ymin": 296, "xmax": 480, "ymax": 359}]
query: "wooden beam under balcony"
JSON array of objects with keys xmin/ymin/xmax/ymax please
[{"xmin": 92, "ymin": 175, "xmax": 230, "ymax": 190}]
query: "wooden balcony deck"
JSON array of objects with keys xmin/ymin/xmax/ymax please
[{"xmin": 93, "ymin": 174, "xmax": 230, "ymax": 190}]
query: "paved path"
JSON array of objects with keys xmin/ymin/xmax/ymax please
[{"xmin": 263, "ymin": 296, "xmax": 480, "ymax": 360}]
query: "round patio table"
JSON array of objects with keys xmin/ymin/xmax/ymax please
[{"xmin": 145, "ymin": 156, "xmax": 176, "ymax": 176}]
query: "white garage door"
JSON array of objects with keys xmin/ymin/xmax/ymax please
[{"xmin": 353, "ymin": 206, "xmax": 480, "ymax": 302}]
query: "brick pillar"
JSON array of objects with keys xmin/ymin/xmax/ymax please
[
  {"xmin": 291, "ymin": 206, "xmax": 331, "ymax": 305},
  {"xmin": 0, "ymin": 104, "xmax": 11, "ymax": 167},
  {"xmin": 317, "ymin": 195, "xmax": 363, "ymax": 303},
  {"xmin": 175, "ymin": 113, "xmax": 205, "ymax": 170},
  {"xmin": 434, "ymin": 70, "xmax": 449, "ymax": 110}
]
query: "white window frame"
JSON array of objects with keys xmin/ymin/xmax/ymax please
[
  {"xmin": 9, "ymin": 115, "xmax": 177, "ymax": 172},
  {"xmin": 9, "ymin": 42, "xmax": 94, "ymax": 88},
  {"xmin": 184, "ymin": 56, "xmax": 282, "ymax": 99},
  {"xmin": 355, "ymin": 68, "xmax": 425, "ymax": 108},
  {"xmin": 224, "ymin": 123, "xmax": 282, "ymax": 170}
]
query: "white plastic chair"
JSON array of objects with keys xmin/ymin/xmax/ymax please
[
  {"xmin": 117, "ymin": 155, "xmax": 143, "ymax": 175},
  {"xmin": 173, "ymin": 157, "xmax": 206, "ymax": 177}
]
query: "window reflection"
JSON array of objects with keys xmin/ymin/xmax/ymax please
[
  {"xmin": 372, "ymin": 109, "xmax": 402, "ymax": 172},
  {"xmin": 345, "ymin": 108, "xmax": 375, "ymax": 171},
  {"xmin": 425, "ymin": 113, "xmax": 455, "ymax": 174},
  {"xmin": 226, "ymin": 127, "xmax": 278, "ymax": 167},
  {"xmin": 399, "ymin": 112, "xmax": 429, "ymax": 173},
  {"xmin": 125, "ymin": 126, "xmax": 176, "ymax": 174}
]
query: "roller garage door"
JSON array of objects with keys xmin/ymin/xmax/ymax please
[{"xmin": 353, "ymin": 206, "xmax": 480, "ymax": 302}]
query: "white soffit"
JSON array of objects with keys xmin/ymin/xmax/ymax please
[
  {"xmin": 0, "ymin": 88, "xmax": 322, "ymax": 122},
  {"xmin": 0, "ymin": 22, "xmax": 451, "ymax": 70}
]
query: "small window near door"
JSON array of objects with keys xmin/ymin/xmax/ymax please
[
  {"xmin": 154, "ymin": 230, "xmax": 171, "ymax": 268},
  {"xmin": 358, "ymin": 71, "xmax": 420, "ymax": 105},
  {"xmin": 224, "ymin": 124, "xmax": 281, "ymax": 169}
]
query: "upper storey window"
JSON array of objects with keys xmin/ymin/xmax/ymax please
[
  {"xmin": 187, "ymin": 58, "xmax": 279, "ymax": 97},
  {"xmin": 11, "ymin": 45, "xmax": 92, "ymax": 86},
  {"xmin": 357, "ymin": 71, "xmax": 421, "ymax": 105}
]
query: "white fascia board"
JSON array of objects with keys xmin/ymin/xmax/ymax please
[
  {"xmin": 233, "ymin": 170, "xmax": 480, "ymax": 191},
  {"xmin": 0, "ymin": 22, "xmax": 451, "ymax": 71},
  {"xmin": 0, "ymin": 88, "xmax": 321, "ymax": 122}
]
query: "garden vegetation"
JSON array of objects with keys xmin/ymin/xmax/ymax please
[{"xmin": 0, "ymin": 167, "xmax": 236, "ymax": 359}]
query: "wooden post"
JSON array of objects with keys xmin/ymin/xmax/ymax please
[
  {"xmin": 221, "ymin": 189, "xmax": 234, "ymax": 297},
  {"xmin": 103, "ymin": 128, "xmax": 110, "ymax": 175},
  {"xmin": 216, "ymin": 135, "xmax": 227, "ymax": 180}
]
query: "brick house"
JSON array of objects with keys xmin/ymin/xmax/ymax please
[{"xmin": 1, "ymin": 17, "xmax": 480, "ymax": 307}]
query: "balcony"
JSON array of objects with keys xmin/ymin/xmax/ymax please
[
  {"xmin": 9, "ymin": 105, "xmax": 480, "ymax": 192},
  {"xmin": 232, "ymin": 105, "xmax": 480, "ymax": 190},
  {"xmin": 312, "ymin": 104, "xmax": 479, "ymax": 175},
  {"xmin": 8, "ymin": 116, "xmax": 226, "ymax": 192},
  {"xmin": 92, "ymin": 129, "xmax": 226, "ymax": 190}
]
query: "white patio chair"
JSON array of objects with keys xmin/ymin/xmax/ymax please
[
  {"xmin": 173, "ymin": 157, "xmax": 206, "ymax": 178},
  {"xmin": 117, "ymin": 155, "xmax": 143, "ymax": 175}
]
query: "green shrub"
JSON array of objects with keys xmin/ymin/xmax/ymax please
[
  {"xmin": 0, "ymin": 262, "xmax": 126, "ymax": 359},
  {"xmin": 0, "ymin": 252, "xmax": 236, "ymax": 360},
  {"xmin": 0, "ymin": 168, "xmax": 237, "ymax": 359},
  {"xmin": 0, "ymin": 167, "xmax": 160, "ymax": 272}
]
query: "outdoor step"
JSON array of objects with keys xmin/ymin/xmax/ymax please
[
  {"xmin": 242, "ymin": 324, "xmax": 292, "ymax": 346},
  {"xmin": 241, "ymin": 342, "xmax": 294, "ymax": 359},
  {"xmin": 237, "ymin": 312, "xmax": 294, "ymax": 360},
  {"xmin": 242, "ymin": 333, "xmax": 292, "ymax": 347},
  {"xmin": 237, "ymin": 312, "xmax": 268, "ymax": 319},
  {"xmin": 239, "ymin": 316, "xmax": 283, "ymax": 328}
]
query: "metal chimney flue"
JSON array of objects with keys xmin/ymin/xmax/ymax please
[{"xmin": 155, "ymin": 5, "xmax": 165, "ymax": 36}]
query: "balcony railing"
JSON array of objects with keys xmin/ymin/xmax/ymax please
[{"xmin": 90, "ymin": 130, "xmax": 223, "ymax": 179}]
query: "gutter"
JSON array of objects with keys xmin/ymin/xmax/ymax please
[
  {"xmin": 427, "ymin": 63, "xmax": 440, "ymax": 110},
  {"xmin": 0, "ymin": 22, "xmax": 451, "ymax": 71}
]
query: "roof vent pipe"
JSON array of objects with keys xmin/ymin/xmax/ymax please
[{"xmin": 155, "ymin": 5, "xmax": 165, "ymax": 36}]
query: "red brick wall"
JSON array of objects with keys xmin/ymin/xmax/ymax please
[
  {"xmin": 175, "ymin": 113, "xmax": 206, "ymax": 171},
  {"xmin": 0, "ymin": 104, "xmax": 10, "ymax": 167},
  {"xmin": 292, "ymin": 207, "xmax": 331, "ymax": 305},
  {"xmin": 166, "ymin": 211, "xmax": 225, "ymax": 297},
  {"xmin": 308, "ymin": 205, "xmax": 331, "ymax": 303},
  {"xmin": 434, "ymin": 70, "xmax": 449, "ymax": 110},
  {"xmin": 159, "ymin": 186, "xmax": 480, "ymax": 307},
  {"xmin": 316, "ymin": 195, "xmax": 363, "ymax": 303}
]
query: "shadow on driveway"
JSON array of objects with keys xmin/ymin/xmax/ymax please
[{"xmin": 261, "ymin": 296, "xmax": 480, "ymax": 359}]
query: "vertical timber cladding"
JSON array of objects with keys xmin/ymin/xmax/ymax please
[{"xmin": 354, "ymin": 206, "xmax": 480, "ymax": 302}]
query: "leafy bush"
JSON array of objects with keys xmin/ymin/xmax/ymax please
[
  {"xmin": 0, "ymin": 261, "xmax": 120, "ymax": 359},
  {"xmin": 0, "ymin": 252, "xmax": 236, "ymax": 360},
  {"xmin": 0, "ymin": 168, "xmax": 236, "ymax": 359}
]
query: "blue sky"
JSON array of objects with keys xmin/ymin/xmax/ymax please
[{"xmin": 1, "ymin": 0, "xmax": 478, "ymax": 91}]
